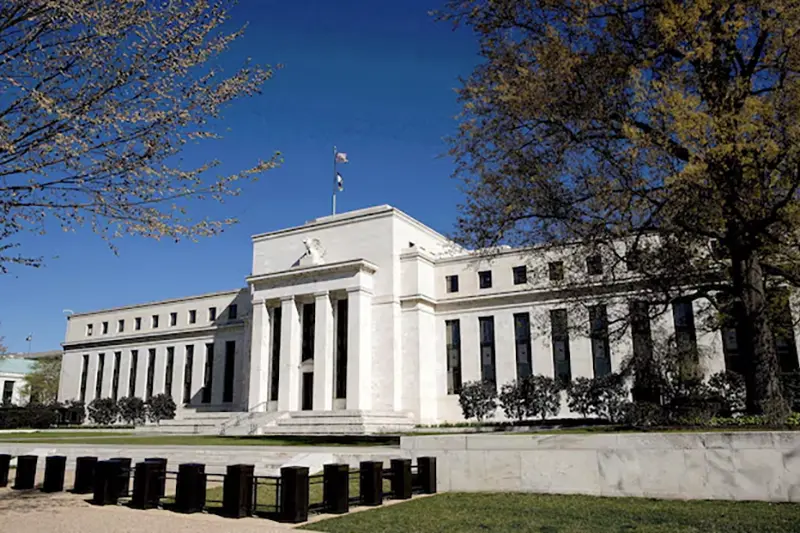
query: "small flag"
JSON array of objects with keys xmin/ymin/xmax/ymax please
[
  {"xmin": 25, "ymin": 334, "xmax": 32, "ymax": 342},
  {"xmin": 336, "ymin": 172, "xmax": 344, "ymax": 191},
  {"xmin": 335, "ymin": 152, "xmax": 348, "ymax": 164}
]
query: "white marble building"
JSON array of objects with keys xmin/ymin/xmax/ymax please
[{"xmin": 57, "ymin": 205, "xmax": 800, "ymax": 433}]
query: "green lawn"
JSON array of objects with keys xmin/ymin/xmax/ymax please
[
  {"xmin": 0, "ymin": 434, "xmax": 400, "ymax": 447},
  {"xmin": 300, "ymin": 492, "xmax": 800, "ymax": 533}
]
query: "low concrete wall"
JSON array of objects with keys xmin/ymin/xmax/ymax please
[{"xmin": 401, "ymin": 432, "xmax": 800, "ymax": 502}]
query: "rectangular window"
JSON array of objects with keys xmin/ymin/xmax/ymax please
[
  {"xmin": 86, "ymin": 324, "xmax": 93, "ymax": 337},
  {"xmin": 721, "ymin": 325, "xmax": 744, "ymax": 375},
  {"xmin": 146, "ymin": 348, "xmax": 156, "ymax": 400},
  {"xmin": 630, "ymin": 301, "xmax": 654, "ymax": 400},
  {"xmin": 80, "ymin": 354, "xmax": 89, "ymax": 402},
  {"xmin": 112, "ymin": 351, "xmax": 121, "ymax": 401},
  {"xmin": 202, "ymin": 343, "xmax": 213, "ymax": 403},
  {"xmin": 209, "ymin": 307, "xmax": 217, "ymax": 322},
  {"xmin": 270, "ymin": 308, "xmax": 282, "ymax": 402},
  {"xmin": 102, "ymin": 321, "xmax": 109, "ymax": 335},
  {"xmin": 587, "ymin": 255, "xmax": 603, "ymax": 276},
  {"xmin": 118, "ymin": 319, "xmax": 125, "ymax": 333},
  {"xmin": 335, "ymin": 299, "xmax": 348, "ymax": 399},
  {"xmin": 550, "ymin": 309, "xmax": 572, "ymax": 384},
  {"xmin": 169, "ymin": 312, "xmax": 177, "ymax": 327},
  {"xmin": 95, "ymin": 353, "xmax": 105, "ymax": 399},
  {"xmin": 479, "ymin": 316, "xmax": 497, "ymax": 388},
  {"xmin": 769, "ymin": 289, "xmax": 800, "ymax": 372},
  {"xmin": 164, "ymin": 346, "xmax": 175, "ymax": 398},
  {"xmin": 589, "ymin": 305, "xmax": 612, "ymax": 377},
  {"xmin": 513, "ymin": 266, "xmax": 527, "ymax": 285},
  {"xmin": 301, "ymin": 303, "xmax": 316, "ymax": 361},
  {"xmin": 229, "ymin": 304, "xmax": 238, "ymax": 320},
  {"xmin": 1, "ymin": 381, "xmax": 13, "ymax": 405},
  {"xmin": 223, "ymin": 341, "xmax": 235, "ymax": 403},
  {"xmin": 151, "ymin": 315, "xmax": 159, "ymax": 329},
  {"xmin": 514, "ymin": 313, "xmax": 533, "ymax": 379},
  {"xmin": 672, "ymin": 300, "xmax": 698, "ymax": 360},
  {"xmin": 626, "ymin": 248, "xmax": 642, "ymax": 272},
  {"xmin": 128, "ymin": 350, "xmax": 138, "ymax": 397},
  {"xmin": 548, "ymin": 261, "xmax": 564, "ymax": 281},
  {"xmin": 445, "ymin": 319, "xmax": 462, "ymax": 394},
  {"xmin": 446, "ymin": 275, "xmax": 459, "ymax": 293},
  {"xmin": 478, "ymin": 270, "xmax": 493, "ymax": 289},
  {"xmin": 135, "ymin": 317, "xmax": 142, "ymax": 331},
  {"xmin": 188, "ymin": 309, "xmax": 197, "ymax": 324},
  {"xmin": 183, "ymin": 345, "xmax": 194, "ymax": 404}
]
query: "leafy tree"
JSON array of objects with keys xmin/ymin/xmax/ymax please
[
  {"xmin": 439, "ymin": 0, "xmax": 800, "ymax": 420},
  {"xmin": 117, "ymin": 396, "xmax": 146, "ymax": 425},
  {"xmin": 593, "ymin": 375, "xmax": 630, "ymax": 424},
  {"xmin": 59, "ymin": 400, "xmax": 86, "ymax": 425},
  {"xmin": 566, "ymin": 377, "xmax": 595, "ymax": 418},
  {"xmin": 146, "ymin": 394, "xmax": 176, "ymax": 425},
  {"xmin": 499, "ymin": 379, "xmax": 530, "ymax": 422},
  {"xmin": 528, "ymin": 375, "xmax": 562, "ymax": 421},
  {"xmin": 22, "ymin": 357, "xmax": 61, "ymax": 405},
  {"xmin": 708, "ymin": 371, "xmax": 747, "ymax": 416},
  {"xmin": 0, "ymin": 0, "xmax": 280, "ymax": 272},
  {"xmin": 458, "ymin": 380, "xmax": 498, "ymax": 422},
  {"xmin": 87, "ymin": 397, "xmax": 118, "ymax": 425}
]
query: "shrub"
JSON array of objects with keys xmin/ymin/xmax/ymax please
[
  {"xmin": 87, "ymin": 397, "xmax": 119, "ymax": 425},
  {"xmin": 117, "ymin": 396, "xmax": 147, "ymax": 425},
  {"xmin": 663, "ymin": 377, "xmax": 721, "ymax": 423},
  {"xmin": 781, "ymin": 372, "xmax": 800, "ymax": 413},
  {"xmin": 593, "ymin": 374, "xmax": 629, "ymax": 423},
  {"xmin": 707, "ymin": 371, "xmax": 746, "ymax": 416},
  {"xmin": 0, "ymin": 404, "xmax": 59, "ymax": 429},
  {"xmin": 146, "ymin": 394, "xmax": 177, "ymax": 424},
  {"xmin": 58, "ymin": 400, "xmax": 86, "ymax": 425},
  {"xmin": 458, "ymin": 381, "xmax": 498, "ymax": 422},
  {"xmin": 498, "ymin": 379, "xmax": 530, "ymax": 422},
  {"xmin": 566, "ymin": 377, "xmax": 595, "ymax": 418},
  {"xmin": 527, "ymin": 375, "xmax": 562, "ymax": 421},
  {"xmin": 622, "ymin": 401, "xmax": 665, "ymax": 427}
]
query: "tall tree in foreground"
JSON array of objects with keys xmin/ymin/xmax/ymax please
[
  {"xmin": 22, "ymin": 356, "xmax": 61, "ymax": 404},
  {"xmin": 0, "ymin": 0, "xmax": 280, "ymax": 271},
  {"xmin": 440, "ymin": 1, "xmax": 800, "ymax": 419}
]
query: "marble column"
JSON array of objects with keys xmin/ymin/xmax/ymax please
[
  {"xmin": 346, "ymin": 288, "xmax": 373, "ymax": 411},
  {"xmin": 247, "ymin": 300, "xmax": 272, "ymax": 412},
  {"xmin": 277, "ymin": 296, "xmax": 301, "ymax": 411},
  {"xmin": 313, "ymin": 291, "xmax": 335, "ymax": 411}
]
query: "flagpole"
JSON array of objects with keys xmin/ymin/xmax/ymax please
[{"xmin": 332, "ymin": 146, "xmax": 337, "ymax": 216}]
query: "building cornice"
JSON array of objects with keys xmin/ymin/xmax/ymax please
[
  {"xmin": 251, "ymin": 206, "xmax": 395, "ymax": 242},
  {"xmin": 62, "ymin": 321, "xmax": 244, "ymax": 351},
  {"xmin": 67, "ymin": 288, "xmax": 246, "ymax": 319},
  {"xmin": 246, "ymin": 259, "xmax": 378, "ymax": 285}
]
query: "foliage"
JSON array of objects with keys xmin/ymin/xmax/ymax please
[
  {"xmin": 21, "ymin": 357, "xmax": 61, "ymax": 405},
  {"xmin": 567, "ymin": 374, "xmax": 630, "ymax": 423},
  {"xmin": 527, "ymin": 375, "xmax": 562, "ymax": 421},
  {"xmin": 498, "ymin": 378, "xmax": 530, "ymax": 422},
  {"xmin": 0, "ymin": 404, "xmax": 58, "ymax": 429},
  {"xmin": 566, "ymin": 377, "xmax": 595, "ymax": 418},
  {"xmin": 57, "ymin": 400, "xmax": 86, "ymax": 425},
  {"xmin": 87, "ymin": 397, "xmax": 119, "ymax": 425},
  {"xmin": 0, "ymin": 0, "xmax": 281, "ymax": 272},
  {"xmin": 780, "ymin": 372, "xmax": 800, "ymax": 413},
  {"xmin": 622, "ymin": 402, "xmax": 666, "ymax": 428},
  {"xmin": 458, "ymin": 381, "xmax": 498, "ymax": 422},
  {"xmin": 117, "ymin": 396, "xmax": 147, "ymax": 426},
  {"xmin": 146, "ymin": 394, "xmax": 177, "ymax": 424},
  {"xmin": 439, "ymin": 0, "xmax": 798, "ymax": 420},
  {"xmin": 707, "ymin": 371, "xmax": 747, "ymax": 417}
]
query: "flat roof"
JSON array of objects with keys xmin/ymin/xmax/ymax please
[{"xmin": 68, "ymin": 288, "xmax": 246, "ymax": 318}]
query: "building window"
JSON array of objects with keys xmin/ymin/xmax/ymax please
[
  {"xmin": 548, "ymin": 261, "xmax": 564, "ymax": 281},
  {"xmin": 188, "ymin": 309, "xmax": 197, "ymax": 324},
  {"xmin": 514, "ymin": 313, "xmax": 533, "ymax": 379},
  {"xmin": 630, "ymin": 301, "xmax": 655, "ymax": 401},
  {"xmin": 80, "ymin": 354, "xmax": 89, "ymax": 403},
  {"xmin": 95, "ymin": 353, "xmax": 105, "ymax": 399},
  {"xmin": 479, "ymin": 316, "xmax": 497, "ymax": 388},
  {"xmin": 270, "ymin": 308, "xmax": 282, "ymax": 402},
  {"xmin": 445, "ymin": 319, "xmax": 462, "ymax": 395},
  {"xmin": 550, "ymin": 309, "xmax": 572, "ymax": 384},
  {"xmin": 209, "ymin": 307, "xmax": 217, "ymax": 322},
  {"xmin": 301, "ymin": 303, "xmax": 316, "ymax": 361},
  {"xmin": 513, "ymin": 266, "xmax": 527, "ymax": 285},
  {"xmin": 135, "ymin": 317, "xmax": 142, "ymax": 331},
  {"xmin": 587, "ymin": 255, "xmax": 603, "ymax": 276},
  {"xmin": 112, "ymin": 351, "xmax": 121, "ymax": 401},
  {"xmin": 335, "ymin": 299, "xmax": 348, "ymax": 399},
  {"xmin": 183, "ymin": 345, "xmax": 194, "ymax": 404},
  {"xmin": 169, "ymin": 312, "xmax": 177, "ymax": 327},
  {"xmin": 672, "ymin": 300, "xmax": 698, "ymax": 361},
  {"xmin": 128, "ymin": 350, "xmax": 138, "ymax": 398},
  {"xmin": 446, "ymin": 275, "xmax": 459, "ymax": 293},
  {"xmin": 146, "ymin": 348, "xmax": 156, "ymax": 400},
  {"xmin": 229, "ymin": 304, "xmax": 238, "ymax": 320},
  {"xmin": 118, "ymin": 319, "xmax": 124, "ymax": 333},
  {"xmin": 1, "ymin": 381, "xmax": 13, "ymax": 405},
  {"xmin": 478, "ymin": 270, "xmax": 493, "ymax": 289},
  {"xmin": 164, "ymin": 346, "xmax": 175, "ymax": 398},
  {"xmin": 86, "ymin": 324, "xmax": 93, "ymax": 337},
  {"xmin": 102, "ymin": 321, "xmax": 109, "ymax": 335},
  {"xmin": 589, "ymin": 305, "xmax": 612, "ymax": 377},
  {"xmin": 202, "ymin": 343, "xmax": 213, "ymax": 403},
  {"xmin": 626, "ymin": 247, "xmax": 642, "ymax": 272},
  {"xmin": 223, "ymin": 341, "xmax": 235, "ymax": 403},
  {"xmin": 151, "ymin": 315, "xmax": 159, "ymax": 328}
]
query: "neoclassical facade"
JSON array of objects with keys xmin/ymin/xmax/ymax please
[{"xmin": 57, "ymin": 205, "xmax": 800, "ymax": 432}]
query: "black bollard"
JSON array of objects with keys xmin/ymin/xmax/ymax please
[
  {"xmin": 42, "ymin": 456, "xmax": 67, "ymax": 493},
  {"xmin": 323, "ymin": 463, "xmax": 349, "ymax": 514},
  {"xmin": 417, "ymin": 456, "xmax": 437, "ymax": 494},
  {"xmin": 73, "ymin": 456, "xmax": 98, "ymax": 494},
  {"xmin": 280, "ymin": 466, "xmax": 309, "ymax": 523},
  {"xmin": 0, "ymin": 454, "xmax": 10, "ymax": 487},
  {"xmin": 222, "ymin": 464, "xmax": 254, "ymax": 518},
  {"xmin": 359, "ymin": 461, "xmax": 383, "ymax": 506},
  {"xmin": 390, "ymin": 459, "xmax": 412, "ymax": 500},
  {"xmin": 93, "ymin": 460, "xmax": 122, "ymax": 505},
  {"xmin": 110, "ymin": 457, "xmax": 132, "ymax": 497},
  {"xmin": 144, "ymin": 458, "xmax": 167, "ymax": 497},
  {"xmin": 13, "ymin": 455, "xmax": 37, "ymax": 490},
  {"xmin": 131, "ymin": 461, "xmax": 161, "ymax": 509},
  {"xmin": 175, "ymin": 463, "xmax": 206, "ymax": 514}
]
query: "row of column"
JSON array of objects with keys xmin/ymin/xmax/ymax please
[{"xmin": 248, "ymin": 287, "xmax": 373, "ymax": 412}]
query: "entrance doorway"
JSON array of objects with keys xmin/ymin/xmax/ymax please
[{"xmin": 301, "ymin": 372, "xmax": 314, "ymax": 411}]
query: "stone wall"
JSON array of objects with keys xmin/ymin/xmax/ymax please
[{"xmin": 401, "ymin": 432, "xmax": 800, "ymax": 502}]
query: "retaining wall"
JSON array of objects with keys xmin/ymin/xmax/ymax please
[{"xmin": 401, "ymin": 432, "xmax": 800, "ymax": 502}]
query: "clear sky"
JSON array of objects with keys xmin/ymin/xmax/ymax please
[{"xmin": 0, "ymin": 0, "xmax": 479, "ymax": 354}]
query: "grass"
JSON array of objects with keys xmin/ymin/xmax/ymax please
[
  {"xmin": 0, "ymin": 434, "xmax": 400, "ymax": 447},
  {"xmin": 0, "ymin": 431, "xmax": 134, "ymax": 439},
  {"xmin": 300, "ymin": 492, "xmax": 800, "ymax": 533}
]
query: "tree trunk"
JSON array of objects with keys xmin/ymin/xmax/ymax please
[{"xmin": 730, "ymin": 248, "xmax": 788, "ymax": 421}]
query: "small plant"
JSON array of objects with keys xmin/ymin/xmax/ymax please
[
  {"xmin": 87, "ymin": 397, "xmax": 119, "ymax": 425},
  {"xmin": 566, "ymin": 377, "xmax": 595, "ymax": 418},
  {"xmin": 458, "ymin": 380, "xmax": 498, "ymax": 422},
  {"xmin": 146, "ymin": 394, "xmax": 177, "ymax": 424},
  {"xmin": 59, "ymin": 400, "xmax": 86, "ymax": 425},
  {"xmin": 707, "ymin": 371, "xmax": 746, "ymax": 416},
  {"xmin": 499, "ymin": 379, "xmax": 530, "ymax": 422},
  {"xmin": 594, "ymin": 375, "xmax": 629, "ymax": 423},
  {"xmin": 528, "ymin": 375, "xmax": 562, "ymax": 421},
  {"xmin": 117, "ymin": 396, "xmax": 147, "ymax": 425}
]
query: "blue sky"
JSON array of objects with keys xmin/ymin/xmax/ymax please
[{"xmin": 0, "ymin": 0, "xmax": 479, "ymax": 354}]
